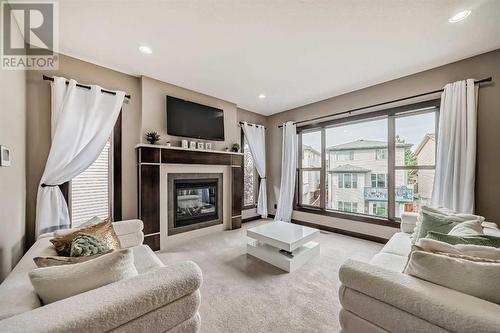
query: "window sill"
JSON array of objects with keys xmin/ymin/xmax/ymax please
[
  {"xmin": 242, "ymin": 204, "xmax": 258, "ymax": 210},
  {"xmin": 294, "ymin": 206, "xmax": 400, "ymax": 228}
]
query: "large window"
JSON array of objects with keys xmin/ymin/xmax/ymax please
[
  {"xmin": 70, "ymin": 138, "xmax": 112, "ymax": 227},
  {"xmin": 298, "ymin": 100, "xmax": 439, "ymax": 222},
  {"xmin": 243, "ymin": 136, "xmax": 258, "ymax": 207}
]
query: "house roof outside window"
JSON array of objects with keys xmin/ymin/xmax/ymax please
[
  {"xmin": 329, "ymin": 164, "xmax": 371, "ymax": 173},
  {"xmin": 326, "ymin": 139, "xmax": 412, "ymax": 151}
]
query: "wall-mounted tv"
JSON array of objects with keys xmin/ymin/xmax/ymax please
[{"xmin": 166, "ymin": 96, "xmax": 225, "ymax": 141}]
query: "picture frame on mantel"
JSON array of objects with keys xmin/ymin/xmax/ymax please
[{"xmin": 0, "ymin": 145, "xmax": 11, "ymax": 167}]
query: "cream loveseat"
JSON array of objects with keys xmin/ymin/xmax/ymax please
[
  {"xmin": 339, "ymin": 213, "xmax": 500, "ymax": 333},
  {"xmin": 0, "ymin": 220, "xmax": 202, "ymax": 333}
]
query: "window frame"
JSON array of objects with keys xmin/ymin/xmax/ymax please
[
  {"xmin": 298, "ymin": 129, "xmax": 324, "ymax": 209},
  {"xmin": 296, "ymin": 99, "xmax": 440, "ymax": 225},
  {"xmin": 336, "ymin": 150, "xmax": 354, "ymax": 161}
]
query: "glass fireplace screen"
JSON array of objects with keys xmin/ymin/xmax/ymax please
[{"xmin": 174, "ymin": 179, "xmax": 218, "ymax": 227}]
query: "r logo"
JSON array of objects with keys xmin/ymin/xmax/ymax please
[{"xmin": 1, "ymin": 1, "xmax": 58, "ymax": 69}]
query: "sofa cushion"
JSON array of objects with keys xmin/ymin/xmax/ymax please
[
  {"xmin": 50, "ymin": 218, "xmax": 121, "ymax": 256},
  {"xmin": 405, "ymin": 248, "xmax": 500, "ymax": 304},
  {"xmin": 29, "ymin": 249, "xmax": 138, "ymax": 305},
  {"xmin": 379, "ymin": 232, "xmax": 412, "ymax": 257},
  {"xmin": 483, "ymin": 222, "xmax": 500, "ymax": 237},
  {"xmin": 416, "ymin": 238, "xmax": 500, "ymax": 260},
  {"xmin": 370, "ymin": 253, "xmax": 408, "ymax": 272},
  {"xmin": 0, "ymin": 237, "xmax": 55, "ymax": 320},
  {"xmin": 449, "ymin": 220, "xmax": 484, "ymax": 236}
]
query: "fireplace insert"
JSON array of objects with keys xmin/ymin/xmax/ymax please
[
  {"xmin": 174, "ymin": 179, "xmax": 219, "ymax": 227},
  {"xmin": 168, "ymin": 173, "xmax": 223, "ymax": 235}
]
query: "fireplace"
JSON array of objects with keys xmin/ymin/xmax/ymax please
[{"xmin": 168, "ymin": 173, "xmax": 223, "ymax": 235}]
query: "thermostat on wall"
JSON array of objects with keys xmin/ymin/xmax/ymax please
[{"xmin": 0, "ymin": 146, "xmax": 11, "ymax": 167}]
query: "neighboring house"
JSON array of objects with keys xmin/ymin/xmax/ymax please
[
  {"xmin": 414, "ymin": 133, "xmax": 436, "ymax": 204},
  {"xmin": 326, "ymin": 140, "xmax": 413, "ymax": 217},
  {"xmin": 302, "ymin": 145, "xmax": 321, "ymax": 206}
]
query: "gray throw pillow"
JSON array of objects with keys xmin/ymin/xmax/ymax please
[
  {"xmin": 426, "ymin": 232, "xmax": 500, "ymax": 248},
  {"xmin": 415, "ymin": 209, "xmax": 464, "ymax": 241}
]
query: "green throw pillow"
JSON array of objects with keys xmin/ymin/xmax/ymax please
[
  {"xmin": 70, "ymin": 234, "xmax": 112, "ymax": 257},
  {"xmin": 415, "ymin": 209, "xmax": 464, "ymax": 241},
  {"xmin": 426, "ymin": 231, "xmax": 500, "ymax": 248}
]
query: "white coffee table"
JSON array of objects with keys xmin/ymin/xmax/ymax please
[{"xmin": 246, "ymin": 221, "xmax": 320, "ymax": 272}]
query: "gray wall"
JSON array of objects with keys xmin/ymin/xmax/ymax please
[
  {"xmin": 0, "ymin": 20, "xmax": 26, "ymax": 281},
  {"xmin": 141, "ymin": 76, "xmax": 239, "ymax": 151},
  {"xmin": 267, "ymin": 49, "xmax": 500, "ymax": 234}
]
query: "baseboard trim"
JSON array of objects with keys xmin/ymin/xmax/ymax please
[
  {"xmin": 242, "ymin": 215, "xmax": 262, "ymax": 223},
  {"xmin": 268, "ymin": 213, "xmax": 388, "ymax": 244}
]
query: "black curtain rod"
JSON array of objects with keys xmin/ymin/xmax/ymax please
[
  {"xmin": 239, "ymin": 121, "xmax": 266, "ymax": 129},
  {"xmin": 42, "ymin": 75, "xmax": 131, "ymax": 99},
  {"xmin": 278, "ymin": 77, "xmax": 492, "ymax": 128}
]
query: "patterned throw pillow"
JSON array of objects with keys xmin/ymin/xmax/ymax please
[
  {"xmin": 50, "ymin": 218, "xmax": 121, "ymax": 256},
  {"xmin": 426, "ymin": 231, "xmax": 500, "ymax": 248},
  {"xmin": 70, "ymin": 234, "xmax": 112, "ymax": 257}
]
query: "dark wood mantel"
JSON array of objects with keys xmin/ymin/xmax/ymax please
[{"xmin": 136, "ymin": 144, "xmax": 243, "ymax": 250}]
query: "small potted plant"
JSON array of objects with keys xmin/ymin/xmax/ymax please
[
  {"xmin": 231, "ymin": 143, "xmax": 240, "ymax": 152},
  {"xmin": 145, "ymin": 131, "xmax": 161, "ymax": 145}
]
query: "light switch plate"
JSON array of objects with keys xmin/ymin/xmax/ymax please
[{"xmin": 0, "ymin": 146, "xmax": 11, "ymax": 166}]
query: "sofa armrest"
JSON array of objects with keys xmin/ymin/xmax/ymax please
[
  {"xmin": 113, "ymin": 219, "xmax": 144, "ymax": 248},
  {"xmin": 400, "ymin": 212, "xmax": 418, "ymax": 233},
  {"xmin": 339, "ymin": 259, "xmax": 500, "ymax": 333},
  {"xmin": 0, "ymin": 261, "xmax": 202, "ymax": 333},
  {"xmin": 112, "ymin": 219, "xmax": 144, "ymax": 236}
]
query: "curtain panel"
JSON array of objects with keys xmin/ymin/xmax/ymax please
[
  {"xmin": 275, "ymin": 121, "xmax": 298, "ymax": 222},
  {"xmin": 242, "ymin": 122, "xmax": 268, "ymax": 218},
  {"xmin": 35, "ymin": 77, "xmax": 125, "ymax": 236},
  {"xmin": 431, "ymin": 79, "xmax": 478, "ymax": 213}
]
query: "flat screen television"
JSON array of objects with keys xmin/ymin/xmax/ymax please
[{"xmin": 166, "ymin": 96, "xmax": 225, "ymax": 141}]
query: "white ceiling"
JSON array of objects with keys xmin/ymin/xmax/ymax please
[{"xmin": 56, "ymin": 0, "xmax": 500, "ymax": 115}]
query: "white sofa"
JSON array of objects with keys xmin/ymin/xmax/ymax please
[
  {"xmin": 339, "ymin": 213, "xmax": 500, "ymax": 333},
  {"xmin": 0, "ymin": 220, "xmax": 202, "ymax": 333}
]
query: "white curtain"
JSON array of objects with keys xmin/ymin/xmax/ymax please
[
  {"xmin": 431, "ymin": 79, "xmax": 478, "ymax": 213},
  {"xmin": 275, "ymin": 121, "xmax": 298, "ymax": 222},
  {"xmin": 35, "ymin": 77, "xmax": 125, "ymax": 236},
  {"xmin": 242, "ymin": 122, "xmax": 267, "ymax": 218}
]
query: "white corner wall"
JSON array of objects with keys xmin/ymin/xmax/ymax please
[{"xmin": 0, "ymin": 21, "xmax": 27, "ymax": 281}]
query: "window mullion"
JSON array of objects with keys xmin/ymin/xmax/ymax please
[
  {"xmin": 320, "ymin": 127, "xmax": 326, "ymax": 210},
  {"xmin": 388, "ymin": 115, "xmax": 396, "ymax": 220}
]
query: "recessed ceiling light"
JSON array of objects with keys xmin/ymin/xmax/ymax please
[
  {"xmin": 258, "ymin": 94, "xmax": 266, "ymax": 99},
  {"xmin": 139, "ymin": 45, "xmax": 153, "ymax": 54},
  {"xmin": 448, "ymin": 10, "xmax": 471, "ymax": 23}
]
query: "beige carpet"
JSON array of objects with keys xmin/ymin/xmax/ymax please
[{"xmin": 157, "ymin": 219, "xmax": 382, "ymax": 333}]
